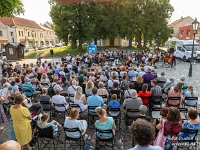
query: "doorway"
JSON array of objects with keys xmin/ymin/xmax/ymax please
[{"xmin": 110, "ymin": 39, "xmax": 114, "ymax": 46}]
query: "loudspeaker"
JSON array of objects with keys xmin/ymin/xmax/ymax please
[{"xmin": 50, "ymin": 49, "xmax": 54, "ymax": 55}]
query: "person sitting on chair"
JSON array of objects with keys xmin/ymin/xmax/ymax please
[{"xmin": 37, "ymin": 113, "xmax": 61, "ymax": 137}]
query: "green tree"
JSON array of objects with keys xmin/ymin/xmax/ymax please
[{"xmin": 0, "ymin": 0, "xmax": 24, "ymax": 17}]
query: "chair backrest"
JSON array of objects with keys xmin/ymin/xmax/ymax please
[
  {"xmin": 96, "ymin": 129, "xmax": 114, "ymax": 139},
  {"xmin": 60, "ymin": 92, "xmax": 68, "ymax": 97},
  {"xmin": 184, "ymin": 97, "xmax": 198, "ymax": 107},
  {"xmin": 167, "ymin": 97, "xmax": 181, "ymax": 107},
  {"xmin": 178, "ymin": 107, "xmax": 188, "ymax": 120},
  {"xmin": 68, "ymin": 94, "xmax": 75, "ymax": 97},
  {"xmin": 150, "ymin": 96, "xmax": 162, "ymax": 104},
  {"xmin": 150, "ymin": 107, "xmax": 162, "ymax": 119},
  {"xmin": 178, "ymin": 129, "xmax": 198, "ymax": 142},
  {"xmin": 70, "ymin": 104, "xmax": 83, "ymax": 113},
  {"xmin": 40, "ymin": 101, "xmax": 52, "ymax": 110},
  {"xmin": 63, "ymin": 127, "xmax": 82, "ymax": 139},
  {"xmin": 36, "ymin": 125, "xmax": 54, "ymax": 138},
  {"xmin": 98, "ymin": 95, "xmax": 107, "ymax": 99},
  {"xmin": 53, "ymin": 103, "xmax": 67, "ymax": 112},
  {"xmin": 126, "ymin": 108, "xmax": 140, "ymax": 118}
]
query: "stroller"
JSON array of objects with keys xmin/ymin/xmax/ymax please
[{"xmin": 29, "ymin": 105, "xmax": 42, "ymax": 147}]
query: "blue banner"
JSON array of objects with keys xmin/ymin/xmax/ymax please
[{"xmin": 87, "ymin": 45, "xmax": 97, "ymax": 54}]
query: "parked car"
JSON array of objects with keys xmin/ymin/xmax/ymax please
[
  {"xmin": 0, "ymin": 49, "xmax": 5, "ymax": 56},
  {"xmin": 55, "ymin": 43, "xmax": 62, "ymax": 47},
  {"xmin": 38, "ymin": 45, "xmax": 47, "ymax": 50},
  {"xmin": 47, "ymin": 43, "xmax": 53, "ymax": 48}
]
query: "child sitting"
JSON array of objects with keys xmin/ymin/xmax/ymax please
[{"xmin": 108, "ymin": 94, "xmax": 121, "ymax": 117}]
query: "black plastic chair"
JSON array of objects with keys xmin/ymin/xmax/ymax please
[
  {"xmin": 96, "ymin": 129, "xmax": 115, "ymax": 150},
  {"xmin": 40, "ymin": 101, "xmax": 52, "ymax": 121},
  {"xmin": 150, "ymin": 107, "xmax": 162, "ymax": 119},
  {"xmin": 177, "ymin": 129, "xmax": 199, "ymax": 150},
  {"xmin": 149, "ymin": 96, "xmax": 163, "ymax": 115},
  {"xmin": 67, "ymin": 94, "xmax": 75, "ymax": 103},
  {"xmin": 87, "ymin": 106, "xmax": 99, "ymax": 128},
  {"xmin": 63, "ymin": 127, "xmax": 85, "ymax": 150},
  {"xmin": 178, "ymin": 107, "xmax": 188, "ymax": 120},
  {"xmin": 166, "ymin": 97, "xmax": 181, "ymax": 107},
  {"xmin": 156, "ymin": 81, "xmax": 167, "ymax": 88},
  {"xmin": 53, "ymin": 103, "xmax": 68, "ymax": 125},
  {"xmin": 98, "ymin": 95, "xmax": 108, "ymax": 104},
  {"xmin": 184, "ymin": 97, "xmax": 198, "ymax": 108},
  {"xmin": 125, "ymin": 108, "xmax": 140, "ymax": 128},
  {"xmin": 107, "ymin": 107, "xmax": 121, "ymax": 131},
  {"xmin": 36, "ymin": 125, "xmax": 61, "ymax": 150}
]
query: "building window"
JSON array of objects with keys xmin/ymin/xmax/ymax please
[
  {"xmin": 181, "ymin": 30, "xmax": 184, "ymax": 35},
  {"xmin": 21, "ymin": 31, "xmax": 23, "ymax": 37},
  {"xmin": 28, "ymin": 32, "xmax": 30, "ymax": 37},
  {"xmin": 19, "ymin": 31, "xmax": 21, "ymax": 36},
  {"xmin": 46, "ymin": 31, "xmax": 48, "ymax": 35},
  {"xmin": 186, "ymin": 22, "xmax": 190, "ymax": 26},
  {"xmin": 187, "ymin": 29, "xmax": 190, "ymax": 35},
  {"xmin": 0, "ymin": 31, "xmax": 2, "ymax": 36},
  {"xmin": 35, "ymin": 33, "xmax": 36, "ymax": 37}
]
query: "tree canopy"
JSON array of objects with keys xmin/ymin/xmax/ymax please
[
  {"xmin": 0, "ymin": 0, "xmax": 24, "ymax": 17},
  {"xmin": 49, "ymin": 0, "xmax": 174, "ymax": 50}
]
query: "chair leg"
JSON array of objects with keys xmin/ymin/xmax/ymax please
[{"xmin": 53, "ymin": 139, "xmax": 55, "ymax": 150}]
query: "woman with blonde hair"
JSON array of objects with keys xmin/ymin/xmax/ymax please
[
  {"xmin": 64, "ymin": 108, "xmax": 87, "ymax": 138},
  {"xmin": 97, "ymin": 81, "xmax": 108, "ymax": 102},
  {"xmin": 74, "ymin": 86, "xmax": 87, "ymax": 112},
  {"xmin": 183, "ymin": 85, "xmax": 198, "ymax": 106},
  {"xmin": 85, "ymin": 80, "xmax": 94, "ymax": 95},
  {"xmin": 133, "ymin": 76, "xmax": 144, "ymax": 93},
  {"xmin": 40, "ymin": 73, "xmax": 50, "ymax": 88}
]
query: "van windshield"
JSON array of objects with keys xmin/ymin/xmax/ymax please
[{"xmin": 184, "ymin": 45, "xmax": 200, "ymax": 51}]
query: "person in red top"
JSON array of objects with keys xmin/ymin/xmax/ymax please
[{"xmin": 138, "ymin": 84, "xmax": 151, "ymax": 105}]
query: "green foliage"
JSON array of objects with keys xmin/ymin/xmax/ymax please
[
  {"xmin": 0, "ymin": 0, "xmax": 24, "ymax": 17},
  {"xmin": 49, "ymin": 0, "xmax": 174, "ymax": 49},
  {"xmin": 25, "ymin": 46, "xmax": 87, "ymax": 59}
]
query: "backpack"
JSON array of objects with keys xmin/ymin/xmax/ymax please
[
  {"xmin": 48, "ymin": 83, "xmax": 56, "ymax": 97},
  {"xmin": 120, "ymin": 80, "xmax": 128, "ymax": 91}
]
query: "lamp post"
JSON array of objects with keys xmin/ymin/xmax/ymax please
[
  {"xmin": 158, "ymin": 31, "xmax": 161, "ymax": 51},
  {"xmin": 189, "ymin": 18, "xmax": 199, "ymax": 77}
]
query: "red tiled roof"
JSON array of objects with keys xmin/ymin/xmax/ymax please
[
  {"xmin": 0, "ymin": 16, "xmax": 42, "ymax": 29},
  {"xmin": 0, "ymin": 21, "xmax": 5, "ymax": 27},
  {"xmin": 168, "ymin": 16, "xmax": 194, "ymax": 27}
]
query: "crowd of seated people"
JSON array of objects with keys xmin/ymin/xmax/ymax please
[{"xmin": 0, "ymin": 50, "xmax": 199, "ymax": 150}]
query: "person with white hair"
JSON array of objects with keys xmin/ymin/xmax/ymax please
[
  {"xmin": 162, "ymin": 77, "xmax": 177, "ymax": 94},
  {"xmin": 122, "ymin": 90, "xmax": 142, "ymax": 123},
  {"xmin": 133, "ymin": 105, "xmax": 150, "ymax": 122},
  {"xmin": 67, "ymin": 80, "xmax": 78, "ymax": 102}
]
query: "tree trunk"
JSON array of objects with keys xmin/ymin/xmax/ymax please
[
  {"xmin": 128, "ymin": 38, "xmax": 133, "ymax": 48},
  {"xmin": 137, "ymin": 32, "xmax": 142, "ymax": 48},
  {"xmin": 71, "ymin": 39, "xmax": 77, "ymax": 49},
  {"xmin": 94, "ymin": 38, "xmax": 97, "ymax": 45}
]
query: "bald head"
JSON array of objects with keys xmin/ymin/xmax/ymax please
[
  {"xmin": 0, "ymin": 140, "xmax": 21, "ymax": 150},
  {"xmin": 24, "ymin": 77, "xmax": 29, "ymax": 82}
]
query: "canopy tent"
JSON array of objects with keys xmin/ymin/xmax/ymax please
[{"xmin": 56, "ymin": 0, "xmax": 110, "ymax": 2}]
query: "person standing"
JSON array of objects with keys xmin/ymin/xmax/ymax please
[
  {"xmin": 10, "ymin": 94, "xmax": 32, "ymax": 150},
  {"xmin": 193, "ymin": 49, "xmax": 197, "ymax": 64}
]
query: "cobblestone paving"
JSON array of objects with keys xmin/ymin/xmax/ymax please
[{"xmin": 1, "ymin": 56, "xmax": 200, "ymax": 149}]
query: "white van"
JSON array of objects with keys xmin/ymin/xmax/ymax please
[{"xmin": 175, "ymin": 40, "xmax": 200, "ymax": 61}]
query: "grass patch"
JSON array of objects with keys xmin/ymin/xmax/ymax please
[{"xmin": 25, "ymin": 45, "xmax": 88, "ymax": 59}]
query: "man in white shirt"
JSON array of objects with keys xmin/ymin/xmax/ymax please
[
  {"xmin": 52, "ymin": 77, "xmax": 63, "ymax": 92},
  {"xmin": 67, "ymin": 63, "xmax": 72, "ymax": 70},
  {"xmin": 66, "ymin": 54, "xmax": 71, "ymax": 61},
  {"xmin": 67, "ymin": 80, "xmax": 78, "ymax": 102},
  {"xmin": 52, "ymin": 88, "xmax": 69, "ymax": 112}
]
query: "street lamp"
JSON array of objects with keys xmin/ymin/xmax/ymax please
[
  {"xmin": 158, "ymin": 31, "xmax": 161, "ymax": 51},
  {"xmin": 188, "ymin": 18, "xmax": 199, "ymax": 77}
]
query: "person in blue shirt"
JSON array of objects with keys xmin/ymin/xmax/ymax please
[
  {"xmin": 128, "ymin": 67, "xmax": 136, "ymax": 82},
  {"xmin": 87, "ymin": 87, "xmax": 104, "ymax": 112},
  {"xmin": 178, "ymin": 108, "xmax": 200, "ymax": 140},
  {"xmin": 108, "ymin": 94, "xmax": 121, "ymax": 116},
  {"xmin": 53, "ymin": 66, "xmax": 60, "ymax": 75},
  {"xmin": 183, "ymin": 85, "xmax": 198, "ymax": 106}
]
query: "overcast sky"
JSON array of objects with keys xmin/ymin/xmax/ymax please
[{"xmin": 19, "ymin": 0, "xmax": 200, "ymax": 24}]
